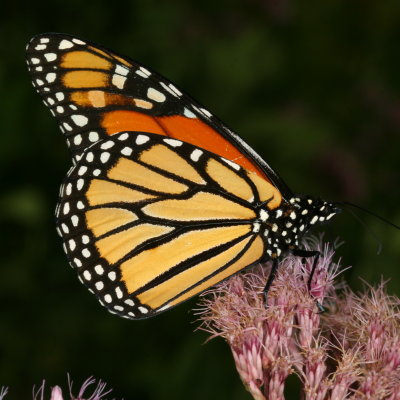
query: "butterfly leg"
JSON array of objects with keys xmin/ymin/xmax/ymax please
[
  {"xmin": 292, "ymin": 249, "xmax": 326, "ymax": 313},
  {"xmin": 263, "ymin": 258, "xmax": 279, "ymax": 307}
]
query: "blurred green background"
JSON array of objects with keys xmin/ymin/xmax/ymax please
[{"xmin": 1, "ymin": 1, "xmax": 400, "ymax": 398}]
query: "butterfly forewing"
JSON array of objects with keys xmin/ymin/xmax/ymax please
[
  {"xmin": 26, "ymin": 33, "xmax": 292, "ymax": 196},
  {"xmin": 56, "ymin": 131, "xmax": 282, "ymax": 318}
]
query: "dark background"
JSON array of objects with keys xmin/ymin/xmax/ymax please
[{"xmin": 1, "ymin": 1, "xmax": 400, "ymax": 399}]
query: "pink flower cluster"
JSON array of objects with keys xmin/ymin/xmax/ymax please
[
  {"xmin": 197, "ymin": 239, "xmax": 400, "ymax": 399},
  {"xmin": 0, "ymin": 376, "xmax": 115, "ymax": 400}
]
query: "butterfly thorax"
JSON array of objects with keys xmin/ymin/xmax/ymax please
[{"xmin": 254, "ymin": 196, "xmax": 340, "ymax": 259}]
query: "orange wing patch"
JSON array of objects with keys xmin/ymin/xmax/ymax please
[
  {"xmin": 63, "ymin": 70, "xmax": 109, "ymax": 88},
  {"xmin": 61, "ymin": 51, "xmax": 113, "ymax": 70},
  {"xmin": 102, "ymin": 111, "xmax": 165, "ymax": 136},
  {"xmin": 100, "ymin": 112, "xmax": 268, "ymax": 180}
]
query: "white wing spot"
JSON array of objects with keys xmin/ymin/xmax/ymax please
[
  {"xmin": 124, "ymin": 299, "xmax": 135, "ymax": 306},
  {"xmin": 77, "ymin": 201, "xmax": 85, "ymax": 209},
  {"xmin": 71, "ymin": 215, "xmax": 79, "ymax": 227},
  {"xmin": 164, "ymin": 138, "xmax": 182, "ymax": 147},
  {"xmin": 44, "ymin": 53, "xmax": 57, "ymax": 62},
  {"xmin": 108, "ymin": 271, "xmax": 116, "ymax": 281},
  {"xmin": 30, "ymin": 58, "xmax": 40, "ymax": 64},
  {"xmin": 183, "ymin": 108, "xmax": 196, "ymax": 118},
  {"xmin": 136, "ymin": 70, "xmax": 148, "ymax": 78},
  {"xmin": 71, "ymin": 114, "xmax": 88, "ymax": 127},
  {"xmin": 59, "ymin": 40, "xmax": 74, "ymax": 49},
  {"xmin": 36, "ymin": 79, "xmax": 44, "ymax": 86},
  {"xmin": 139, "ymin": 306, "xmax": 148, "ymax": 314},
  {"xmin": 40, "ymin": 38, "xmax": 50, "ymax": 43},
  {"xmin": 46, "ymin": 73, "xmax": 56, "ymax": 83},
  {"xmin": 74, "ymin": 258, "xmax": 82, "ymax": 267},
  {"xmin": 159, "ymin": 82, "xmax": 176, "ymax": 96},
  {"xmin": 260, "ymin": 209, "xmax": 269, "ymax": 222},
  {"xmin": 94, "ymin": 265, "xmax": 104, "ymax": 275},
  {"xmin": 35, "ymin": 44, "xmax": 47, "ymax": 51},
  {"xmin": 95, "ymin": 281, "xmax": 104, "ymax": 291},
  {"xmin": 55, "ymin": 92, "xmax": 65, "ymax": 101},
  {"xmin": 118, "ymin": 132, "xmax": 129, "ymax": 141},
  {"xmin": 78, "ymin": 166, "xmax": 87, "ymax": 175},
  {"xmin": 88, "ymin": 131, "xmax": 99, "ymax": 142},
  {"xmin": 72, "ymin": 38, "xmax": 85, "ymax": 45},
  {"xmin": 73, "ymin": 134, "xmax": 82, "ymax": 145},
  {"xmin": 63, "ymin": 122, "xmax": 72, "ymax": 131},
  {"xmin": 82, "ymin": 235, "xmax": 89, "ymax": 244},
  {"xmin": 86, "ymin": 152, "xmax": 94, "ymax": 162},
  {"xmin": 61, "ymin": 223, "xmax": 69, "ymax": 234},
  {"xmin": 190, "ymin": 149, "xmax": 203, "ymax": 162},
  {"xmin": 66, "ymin": 183, "xmax": 72, "ymax": 195},
  {"xmin": 56, "ymin": 106, "xmax": 64, "ymax": 114},
  {"xmin": 115, "ymin": 287, "xmax": 123, "ymax": 299},
  {"xmin": 115, "ymin": 65, "xmax": 129, "ymax": 76},
  {"xmin": 100, "ymin": 140, "xmax": 114, "ymax": 150},
  {"xmin": 83, "ymin": 271, "xmax": 91, "ymax": 281},
  {"xmin": 69, "ymin": 239, "xmax": 76, "ymax": 251},
  {"xmin": 93, "ymin": 169, "xmax": 101, "ymax": 176},
  {"xmin": 222, "ymin": 157, "xmax": 240, "ymax": 171},
  {"xmin": 112, "ymin": 74, "xmax": 127, "ymax": 89},
  {"xmin": 136, "ymin": 66, "xmax": 151, "ymax": 78},
  {"xmin": 121, "ymin": 147, "xmax": 132, "ymax": 156},
  {"xmin": 82, "ymin": 248, "xmax": 91, "ymax": 258},
  {"xmin": 168, "ymin": 83, "xmax": 182, "ymax": 97},
  {"xmin": 104, "ymin": 294, "xmax": 112, "ymax": 303},
  {"xmin": 136, "ymin": 135, "xmax": 149, "ymax": 145},
  {"xmin": 63, "ymin": 202, "xmax": 70, "ymax": 215},
  {"xmin": 140, "ymin": 67, "xmax": 151, "ymax": 76},
  {"xmin": 252, "ymin": 222, "xmax": 261, "ymax": 233},
  {"xmin": 200, "ymin": 108, "xmax": 212, "ymax": 118},
  {"xmin": 77, "ymin": 179, "xmax": 84, "ymax": 190},
  {"xmin": 100, "ymin": 152, "xmax": 110, "ymax": 163},
  {"xmin": 147, "ymin": 87, "xmax": 166, "ymax": 102}
]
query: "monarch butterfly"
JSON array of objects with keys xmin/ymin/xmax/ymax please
[{"xmin": 26, "ymin": 33, "xmax": 339, "ymax": 319}]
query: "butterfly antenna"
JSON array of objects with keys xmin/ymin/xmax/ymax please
[
  {"xmin": 340, "ymin": 204, "xmax": 383, "ymax": 255},
  {"xmin": 342, "ymin": 201, "xmax": 400, "ymax": 230}
]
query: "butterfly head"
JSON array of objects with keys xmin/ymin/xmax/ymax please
[{"xmin": 286, "ymin": 195, "xmax": 340, "ymax": 239}]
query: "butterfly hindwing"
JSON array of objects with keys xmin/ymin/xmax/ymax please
[
  {"xmin": 26, "ymin": 33, "xmax": 292, "ymax": 197},
  {"xmin": 56, "ymin": 131, "xmax": 284, "ymax": 318}
]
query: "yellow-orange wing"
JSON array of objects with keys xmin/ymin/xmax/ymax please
[
  {"xmin": 26, "ymin": 33, "xmax": 292, "ymax": 198},
  {"xmin": 56, "ymin": 131, "xmax": 282, "ymax": 318}
]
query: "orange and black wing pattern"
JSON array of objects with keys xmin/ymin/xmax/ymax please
[
  {"xmin": 26, "ymin": 33, "xmax": 292, "ymax": 197},
  {"xmin": 55, "ymin": 132, "xmax": 282, "ymax": 318}
]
